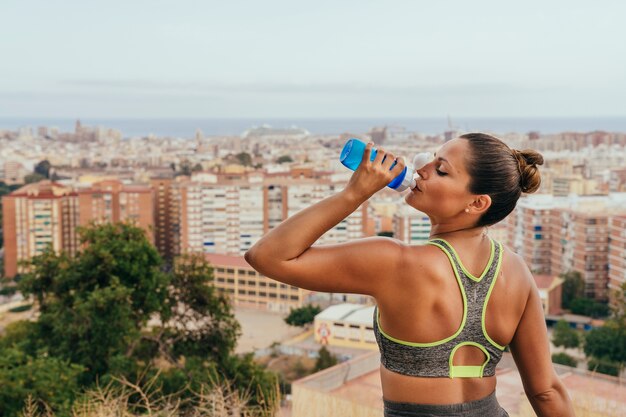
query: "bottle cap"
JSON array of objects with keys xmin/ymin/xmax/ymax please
[{"xmin": 413, "ymin": 152, "xmax": 431, "ymax": 170}]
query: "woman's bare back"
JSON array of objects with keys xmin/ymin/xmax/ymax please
[{"xmin": 375, "ymin": 237, "xmax": 531, "ymax": 404}]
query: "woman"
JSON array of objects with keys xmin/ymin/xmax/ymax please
[{"xmin": 245, "ymin": 133, "xmax": 575, "ymax": 416}]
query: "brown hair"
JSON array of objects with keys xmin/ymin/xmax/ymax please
[{"xmin": 460, "ymin": 133, "xmax": 544, "ymax": 227}]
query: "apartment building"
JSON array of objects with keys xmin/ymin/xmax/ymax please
[
  {"xmin": 180, "ymin": 173, "xmax": 265, "ymax": 255},
  {"xmin": 205, "ymin": 253, "xmax": 311, "ymax": 313},
  {"xmin": 551, "ymin": 208, "xmax": 610, "ymax": 301},
  {"xmin": 608, "ymin": 215, "xmax": 626, "ymax": 308},
  {"xmin": 1, "ymin": 161, "xmax": 29, "ymax": 185},
  {"xmin": 509, "ymin": 195, "xmax": 555, "ymax": 275},
  {"xmin": 151, "ymin": 177, "xmax": 181, "ymax": 259},
  {"xmin": 2, "ymin": 181, "xmax": 79, "ymax": 277},
  {"xmin": 507, "ymin": 194, "xmax": 626, "ymax": 303},
  {"xmin": 179, "ymin": 169, "xmax": 369, "ymax": 256},
  {"xmin": 77, "ymin": 179, "xmax": 154, "ymax": 243},
  {"xmin": 393, "ymin": 205, "xmax": 431, "ymax": 245}
]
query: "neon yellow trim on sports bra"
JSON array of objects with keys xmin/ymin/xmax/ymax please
[
  {"xmin": 375, "ymin": 241, "xmax": 468, "ymax": 347},
  {"xmin": 433, "ymin": 237, "xmax": 495, "ymax": 282},
  {"xmin": 482, "ymin": 241, "xmax": 506, "ymax": 351},
  {"xmin": 448, "ymin": 341, "xmax": 491, "ymax": 378}
]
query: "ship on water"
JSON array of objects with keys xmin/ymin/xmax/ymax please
[{"xmin": 241, "ymin": 123, "xmax": 310, "ymax": 139}]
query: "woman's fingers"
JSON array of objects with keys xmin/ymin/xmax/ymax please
[
  {"xmin": 363, "ymin": 142, "xmax": 405, "ymax": 177},
  {"xmin": 373, "ymin": 146, "xmax": 385, "ymax": 165},
  {"xmin": 363, "ymin": 141, "xmax": 374, "ymax": 165},
  {"xmin": 381, "ymin": 151, "xmax": 395, "ymax": 169},
  {"xmin": 391, "ymin": 156, "xmax": 405, "ymax": 175}
]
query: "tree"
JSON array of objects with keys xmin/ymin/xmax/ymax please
[
  {"xmin": 154, "ymin": 253, "xmax": 241, "ymax": 363},
  {"xmin": 284, "ymin": 305, "xmax": 321, "ymax": 327},
  {"xmin": 276, "ymin": 155, "xmax": 293, "ymax": 164},
  {"xmin": 19, "ymin": 222, "xmax": 169, "ymax": 383},
  {"xmin": 178, "ymin": 160, "xmax": 192, "ymax": 176},
  {"xmin": 587, "ymin": 357, "xmax": 621, "ymax": 377},
  {"xmin": 314, "ymin": 346, "xmax": 338, "ymax": 372},
  {"xmin": 610, "ymin": 281, "xmax": 626, "ymax": 330},
  {"xmin": 583, "ymin": 325, "xmax": 626, "ymax": 376},
  {"xmin": 561, "ymin": 271, "xmax": 584, "ymax": 309},
  {"xmin": 34, "ymin": 160, "xmax": 52, "ymax": 179},
  {"xmin": 551, "ymin": 352, "xmax": 578, "ymax": 367},
  {"xmin": 582, "ymin": 281, "xmax": 626, "ymax": 377},
  {"xmin": 570, "ymin": 297, "xmax": 609, "ymax": 318},
  {"xmin": 236, "ymin": 152, "xmax": 253, "ymax": 167},
  {"xmin": 24, "ymin": 173, "xmax": 46, "ymax": 184},
  {"xmin": 551, "ymin": 320, "xmax": 580, "ymax": 349},
  {"xmin": 0, "ymin": 346, "xmax": 85, "ymax": 416},
  {"xmin": 7, "ymin": 222, "xmax": 278, "ymax": 415}
]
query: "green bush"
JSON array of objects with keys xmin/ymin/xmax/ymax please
[
  {"xmin": 570, "ymin": 297, "xmax": 609, "ymax": 318},
  {"xmin": 551, "ymin": 352, "xmax": 577, "ymax": 367},
  {"xmin": 0, "ymin": 286, "xmax": 18, "ymax": 296},
  {"xmin": 551, "ymin": 320, "xmax": 580, "ymax": 349},
  {"xmin": 8, "ymin": 304, "xmax": 32, "ymax": 313},
  {"xmin": 284, "ymin": 305, "xmax": 322, "ymax": 327},
  {"xmin": 587, "ymin": 357, "xmax": 621, "ymax": 377}
]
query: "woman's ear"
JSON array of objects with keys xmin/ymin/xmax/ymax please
[{"xmin": 469, "ymin": 194, "xmax": 491, "ymax": 215}]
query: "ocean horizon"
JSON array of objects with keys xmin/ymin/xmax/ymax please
[{"xmin": 2, "ymin": 117, "xmax": 626, "ymax": 139}]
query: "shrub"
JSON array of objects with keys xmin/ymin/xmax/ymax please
[
  {"xmin": 8, "ymin": 304, "xmax": 32, "ymax": 313},
  {"xmin": 587, "ymin": 357, "xmax": 621, "ymax": 377},
  {"xmin": 551, "ymin": 352, "xmax": 578, "ymax": 367}
]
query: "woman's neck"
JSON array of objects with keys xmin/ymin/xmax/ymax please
[{"xmin": 429, "ymin": 225, "xmax": 488, "ymax": 240}]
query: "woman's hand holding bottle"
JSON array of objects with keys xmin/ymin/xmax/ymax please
[{"xmin": 344, "ymin": 141, "xmax": 407, "ymax": 201}]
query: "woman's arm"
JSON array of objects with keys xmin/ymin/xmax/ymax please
[
  {"xmin": 509, "ymin": 256, "xmax": 576, "ymax": 416},
  {"xmin": 245, "ymin": 143, "xmax": 408, "ymax": 297}
]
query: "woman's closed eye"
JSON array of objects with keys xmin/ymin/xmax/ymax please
[{"xmin": 436, "ymin": 167, "xmax": 448, "ymax": 176}]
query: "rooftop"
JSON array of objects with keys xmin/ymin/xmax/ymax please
[
  {"xmin": 293, "ymin": 351, "xmax": 626, "ymax": 417},
  {"xmin": 315, "ymin": 303, "xmax": 375, "ymax": 325},
  {"xmin": 205, "ymin": 253, "xmax": 252, "ymax": 269}
]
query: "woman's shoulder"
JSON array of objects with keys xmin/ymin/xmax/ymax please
[{"xmin": 497, "ymin": 242, "xmax": 535, "ymax": 294}]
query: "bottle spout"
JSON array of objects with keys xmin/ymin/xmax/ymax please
[{"xmin": 413, "ymin": 152, "xmax": 431, "ymax": 170}]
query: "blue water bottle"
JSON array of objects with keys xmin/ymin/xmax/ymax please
[{"xmin": 340, "ymin": 138, "xmax": 416, "ymax": 192}]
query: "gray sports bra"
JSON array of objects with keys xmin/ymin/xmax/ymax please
[{"xmin": 373, "ymin": 238, "xmax": 506, "ymax": 378}]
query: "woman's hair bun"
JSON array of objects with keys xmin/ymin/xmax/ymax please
[{"xmin": 513, "ymin": 149, "xmax": 544, "ymax": 194}]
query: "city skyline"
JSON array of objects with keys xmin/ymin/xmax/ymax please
[{"xmin": 2, "ymin": 1, "xmax": 626, "ymax": 118}]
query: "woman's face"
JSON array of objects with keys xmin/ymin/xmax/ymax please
[{"xmin": 404, "ymin": 138, "xmax": 476, "ymax": 220}]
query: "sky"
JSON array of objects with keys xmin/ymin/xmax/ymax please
[{"xmin": 1, "ymin": 0, "xmax": 626, "ymax": 119}]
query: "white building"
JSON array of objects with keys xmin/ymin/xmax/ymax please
[{"xmin": 393, "ymin": 205, "xmax": 431, "ymax": 245}]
